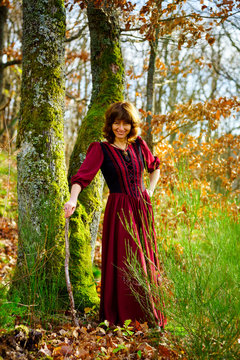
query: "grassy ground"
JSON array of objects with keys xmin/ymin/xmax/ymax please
[
  {"xmin": 0, "ymin": 150, "xmax": 18, "ymax": 219},
  {"xmin": 0, "ymin": 149, "xmax": 19, "ymax": 329},
  {"xmin": 0, "ymin": 149, "xmax": 239, "ymax": 359},
  {"xmin": 158, "ymin": 188, "xmax": 240, "ymax": 359},
  {"xmin": 126, "ymin": 179, "xmax": 240, "ymax": 359},
  {"xmin": 0, "ymin": 150, "xmax": 182, "ymax": 359}
]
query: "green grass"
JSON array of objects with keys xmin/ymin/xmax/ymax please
[
  {"xmin": 0, "ymin": 287, "xmax": 28, "ymax": 330},
  {"xmin": 0, "ymin": 150, "xmax": 63, "ymax": 328},
  {"xmin": 125, "ymin": 180, "xmax": 240, "ymax": 359},
  {"xmin": 0, "ymin": 150, "xmax": 18, "ymax": 219},
  {"xmin": 161, "ymin": 207, "xmax": 240, "ymax": 359}
]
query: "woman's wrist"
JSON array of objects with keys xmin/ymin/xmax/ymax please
[
  {"xmin": 69, "ymin": 198, "xmax": 77, "ymax": 206},
  {"xmin": 70, "ymin": 184, "xmax": 81, "ymax": 204}
]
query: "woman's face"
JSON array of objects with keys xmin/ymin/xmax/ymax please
[{"xmin": 112, "ymin": 119, "xmax": 131, "ymax": 141}]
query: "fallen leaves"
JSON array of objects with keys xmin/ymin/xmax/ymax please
[
  {"xmin": 0, "ymin": 217, "xmax": 18, "ymax": 284},
  {"xmin": 0, "ymin": 320, "xmax": 183, "ymax": 359},
  {"xmin": 37, "ymin": 321, "xmax": 181, "ymax": 360}
]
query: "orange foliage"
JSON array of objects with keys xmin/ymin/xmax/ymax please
[
  {"xmin": 150, "ymin": 97, "xmax": 240, "ymax": 136},
  {"xmin": 65, "ymin": 49, "xmax": 90, "ymax": 65},
  {"xmin": 0, "ymin": 0, "xmax": 11, "ymax": 7},
  {"xmin": 3, "ymin": 45, "xmax": 22, "ymax": 61},
  {"xmin": 67, "ymin": 0, "xmax": 240, "ymax": 46},
  {"xmin": 140, "ymin": 96, "xmax": 240, "ymax": 221}
]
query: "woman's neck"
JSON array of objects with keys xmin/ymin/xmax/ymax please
[{"xmin": 113, "ymin": 138, "xmax": 127, "ymax": 146}]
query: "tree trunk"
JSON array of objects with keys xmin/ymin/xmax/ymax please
[
  {"xmin": 67, "ymin": 1, "xmax": 125, "ymax": 310},
  {"xmin": 0, "ymin": 2, "xmax": 8, "ymax": 106},
  {"xmin": 13, "ymin": 0, "xmax": 68, "ymax": 311},
  {"xmin": 145, "ymin": 32, "xmax": 158, "ymax": 151}
]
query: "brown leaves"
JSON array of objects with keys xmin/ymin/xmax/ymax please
[
  {"xmin": 149, "ymin": 96, "xmax": 240, "ymax": 199},
  {"xmin": 67, "ymin": 0, "xmax": 240, "ymax": 48},
  {"xmin": 0, "ymin": 320, "xmax": 185, "ymax": 359},
  {"xmin": 65, "ymin": 49, "xmax": 90, "ymax": 65},
  {"xmin": 0, "ymin": 327, "xmax": 42, "ymax": 360},
  {"xmin": 0, "ymin": 218, "xmax": 18, "ymax": 283},
  {"xmin": 69, "ymin": 3, "xmax": 235, "ymax": 73},
  {"xmin": 66, "ymin": 0, "xmax": 136, "ymax": 12},
  {"xmin": 0, "ymin": 0, "xmax": 10, "ymax": 8},
  {"xmin": 205, "ymin": 33, "xmax": 216, "ymax": 45},
  {"xmin": 3, "ymin": 45, "xmax": 22, "ymax": 61},
  {"xmin": 151, "ymin": 97, "xmax": 240, "ymax": 136},
  {"xmin": 52, "ymin": 343, "xmax": 73, "ymax": 357}
]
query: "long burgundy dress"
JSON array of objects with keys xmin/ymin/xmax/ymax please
[{"xmin": 71, "ymin": 136, "xmax": 166, "ymax": 327}]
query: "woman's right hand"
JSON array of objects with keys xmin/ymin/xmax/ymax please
[{"xmin": 64, "ymin": 200, "xmax": 76, "ymax": 218}]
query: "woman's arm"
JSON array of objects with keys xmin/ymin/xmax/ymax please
[
  {"xmin": 148, "ymin": 168, "xmax": 160, "ymax": 197},
  {"xmin": 64, "ymin": 142, "xmax": 104, "ymax": 218},
  {"xmin": 64, "ymin": 184, "xmax": 81, "ymax": 218}
]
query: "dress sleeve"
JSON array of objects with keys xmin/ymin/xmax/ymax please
[
  {"xmin": 71, "ymin": 142, "xmax": 104, "ymax": 191},
  {"xmin": 137, "ymin": 136, "xmax": 160, "ymax": 173}
]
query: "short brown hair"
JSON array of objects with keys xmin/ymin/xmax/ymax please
[{"xmin": 103, "ymin": 101, "xmax": 140, "ymax": 143}]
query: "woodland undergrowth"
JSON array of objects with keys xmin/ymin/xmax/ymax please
[
  {"xmin": 124, "ymin": 163, "xmax": 240, "ymax": 360},
  {"xmin": 0, "ymin": 150, "xmax": 182, "ymax": 359},
  {"xmin": 0, "ymin": 149, "xmax": 239, "ymax": 359}
]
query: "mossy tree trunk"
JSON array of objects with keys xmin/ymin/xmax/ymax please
[
  {"xmin": 67, "ymin": 1, "xmax": 125, "ymax": 310},
  {"xmin": 13, "ymin": 0, "xmax": 68, "ymax": 311},
  {"xmin": 145, "ymin": 31, "xmax": 159, "ymax": 152}
]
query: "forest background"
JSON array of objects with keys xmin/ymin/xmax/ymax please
[{"xmin": 0, "ymin": 0, "xmax": 239, "ymax": 359}]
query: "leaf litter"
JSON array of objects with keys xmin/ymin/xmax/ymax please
[{"xmin": 0, "ymin": 316, "xmax": 185, "ymax": 359}]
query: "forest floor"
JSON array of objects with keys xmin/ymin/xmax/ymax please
[{"xmin": 0, "ymin": 150, "xmax": 186, "ymax": 360}]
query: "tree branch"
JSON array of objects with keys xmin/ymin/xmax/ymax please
[
  {"xmin": 211, "ymin": 62, "xmax": 240, "ymax": 88},
  {"xmin": 158, "ymin": 10, "xmax": 240, "ymax": 23},
  {"xmin": 1, "ymin": 59, "xmax": 21, "ymax": 68},
  {"xmin": 121, "ymin": 33, "xmax": 145, "ymax": 42},
  {"xmin": 226, "ymin": 18, "xmax": 240, "ymax": 31},
  {"xmin": 153, "ymin": 119, "xmax": 201, "ymax": 145},
  {"xmin": 120, "ymin": 27, "xmax": 141, "ymax": 32},
  {"xmin": 222, "ymin": 22, "xmax": 240, "ymax": 52},
  {"xmin": 66, "ymin": 91, "xmax": 87, "ymax": 103},
  {"xmin": 65, "ymin": 218, "xmax": 80, "ymax": 327},
  {"xmin": 65, "ymin": 24, "xmax": 88, "ymax": 43}
]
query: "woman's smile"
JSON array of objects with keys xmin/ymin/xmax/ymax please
[{"xmin": 112, "ymin": 120, "xmax": 131, "ymax": 140}]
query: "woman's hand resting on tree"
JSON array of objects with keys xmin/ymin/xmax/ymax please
[
  {"xmin": 64, "ymin": 184, "xmax": 82, "ymax": 218},
  {"xmin": 64, "ymin": 200, "xmax": 77, "ymax": 218}
]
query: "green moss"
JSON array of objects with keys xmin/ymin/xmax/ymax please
[
  {"xmin": 69, "ymin": 207, "xmax": 100, "ymax": 308},
  {"xmin": 13, "ymin": 192, "xmax": 68, "ymax": 312},
  {"xmin": 17, "ymin": 0, "xmax": 65, "ymax": 148},
  {"xmin": 13, "ymin": 0, "xmax": 68, "ymax": 312},
  {"xmin": 14, "ymin": 324, "xmax": 29, "ymax": 336}
]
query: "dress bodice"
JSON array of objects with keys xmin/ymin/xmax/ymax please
[
  {"xmin": 71, "ymin": 136, "xmax": 160, "ymax": 198},
  {"xmin": 99, "ymin": 140, "xmax": 145, "ymax": 198}
]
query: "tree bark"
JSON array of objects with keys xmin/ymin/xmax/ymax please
[
  {"xmin": 145, "ymin": 32, "xmax": 158, "ymax": 152},
  {"xmin": 0, "ymin": 2, "xmax": 8, "ymax": 106},
  {"xmin": 13, "ymin": 0, "xmax": 68, "ymax": 310},
  {"xmin": 67, "ymin": 1, "xmax": 125, "ymax": 310}
]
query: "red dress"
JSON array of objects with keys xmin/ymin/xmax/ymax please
[{"xmin": 71, "ymin": 136, "xmax": 166, "ymax": 327}]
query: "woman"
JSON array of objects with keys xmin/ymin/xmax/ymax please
[{"xmin": 64, "ymin": 101, "xmax": 166, "ymax": 328}]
